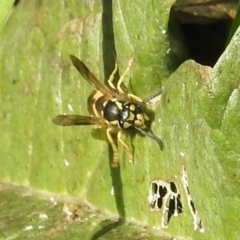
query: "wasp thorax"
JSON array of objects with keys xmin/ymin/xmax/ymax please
[
  {"xmin": 119, "ymin": 103, "xmax": 150, "ymax": 130},
  {"xmin": 102, "ymin": 100, "xmax": 123, "ymax": 125}
]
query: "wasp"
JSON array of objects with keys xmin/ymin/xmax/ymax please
[{"xmin": 53, "ymin": 55, "xmax": 162, "ymax": 167}]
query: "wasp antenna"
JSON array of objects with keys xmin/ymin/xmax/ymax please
[
  {"xmin": 143, "ymin": 90, "xmax": 163, "ymax": 103},
  {"xmin": 134, "ymin": 126, "xmax": 163, "ymax": 150}
]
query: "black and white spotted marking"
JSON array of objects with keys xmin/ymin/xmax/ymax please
[
  {"xmin": 148, "ymin": 180, "xmax": 182, "ymax": 228},
  {"xmin": 181, "ymin": 165, "xmax": 204, "ymax": 233}
]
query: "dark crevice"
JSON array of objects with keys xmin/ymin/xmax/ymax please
[
  {"xmin": 14, "ymin": 0, "xmax": 21, "ymax": 6},
  {"xmin": 91, "ymin": 219, "xmax": 125, "ymax": 240},
  {"xmin": 102, "ymin": 0, "xmax": 119, "ymax": 83},
  {"xmin": 168, "ymin": 0, "xmax": 237, "ymax": 67},
  {"xmin": 92, "ymin": 1, "xmax": 126, "ymax": 239}
]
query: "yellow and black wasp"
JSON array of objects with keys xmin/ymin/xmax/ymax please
[{"xmin": 53, "ymin": 55, "xmax": 162, "ymax": 167}]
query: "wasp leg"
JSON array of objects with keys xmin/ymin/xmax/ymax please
[
  {"xmin": 107, "ymin": 60, "xmax": 118, "ymax": 91},
  {"xmin": 117, "ymin": 55, "xmax": 134, "ymax": 94},
  {"xmin": 127, "ymin": 93, "xmax": 143, "ymax": 103},
  {"xmin": 106, "ymin": 127, "xmax": 119, "ymax": 167},
  {"xmin": 117, "ymin": 130, "xmax": 134, "ymax": 163}
]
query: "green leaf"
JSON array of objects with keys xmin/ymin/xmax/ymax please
[{"xmin": 0, "ymin": 0, "xmax": 15, "ymax": 28}]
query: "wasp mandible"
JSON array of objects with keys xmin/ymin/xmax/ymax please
[{"xmin": 53, "ymin": 55, "xmax": 162, "ymax": 167}]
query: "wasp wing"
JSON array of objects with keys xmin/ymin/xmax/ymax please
[
  {"xmin": 52, "ymin": 115, "xmax": 106, "ymax": 126},
  {"xmin": 70, "ymin": 55, "xmax": 115, "ymax": 98}
]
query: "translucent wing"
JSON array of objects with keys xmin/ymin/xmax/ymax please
[
  {"xmin": 70, "ymin": 55, "xmax": 115, "ymax": 97},
  {"xmin": 52, "ymin": 115, "xmax": 107, "ymax": 126}
]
